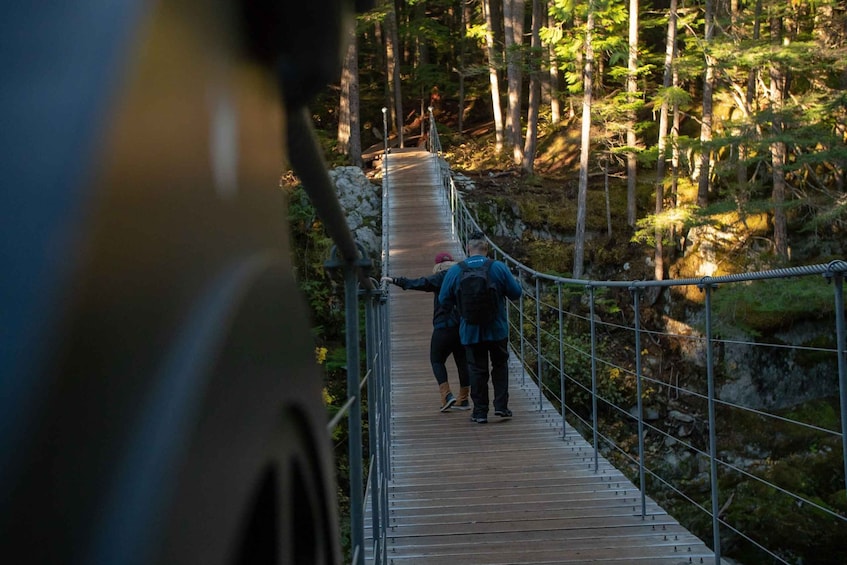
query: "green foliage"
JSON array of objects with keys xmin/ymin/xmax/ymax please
[
  {"xmin": 633, "ymin": 204, "xmax": 700, "ymax": 246},
  {"xmin": 718, "ymin": 455, "xmax": 847, "ymax": 565},
  {"xmin": 710, "ymin": 277, "xmax": 835, "ymax": 336}
]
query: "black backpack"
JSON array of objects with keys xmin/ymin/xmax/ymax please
[{"xmin": 458, "ymin": 259, "xmax": 499, "ymax": 325}]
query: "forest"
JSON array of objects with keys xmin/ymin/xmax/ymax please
[
  {"xmin": 291, "ymin": 0, "xmax": 847, "ymax": 563},
  {"xmin": 323, "ymin": 0, "xmax": 846, "ymax": 279}
]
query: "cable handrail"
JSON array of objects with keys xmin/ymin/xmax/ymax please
[
  {"xmin": 294, "ymin": 106, "xmax": 392, "ymax": 564},
  {"xmin": 425, "ymin": 111, "xmax": 847, "ymax": 564}
]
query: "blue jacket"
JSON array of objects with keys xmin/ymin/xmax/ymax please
[
  {"xmin": 392, "ymin": 270, "xmax": 459, "ymax": 329},
  {"xmin": 438, "ymin": 255, "xmax": 522, "ymax": 345}
]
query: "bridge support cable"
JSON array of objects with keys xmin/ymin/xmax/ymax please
[
  {"xmin": 364, "ymin": 284, "xmax": 390, "ymax": 565},
  {"xmin": 324, "ymin": 242, "xmax": 389, "ymax": 565},
  {"xmin": 558, "ymin": 282, "xmax": 568, "ymax": 440},
  {"xmin": 589, "ymin": 285, "xmax": 600, "ymax": 471},
  {"xmin": 519, "ymin": 272, "xmax": 528, "ymax": 387},
  {"xmin": 701, "ymin": 282, "xmax": 722, "ymax": 565},
  {"xmin": 826, "ymin": 269, "xmax": 847, "ymax": 496},
  {"xmin": 345, "ymin": 261, "xmax": 364, "ymax": 565},
  {"xmin": 422, "ymin": 110, "xmax": 847, "ymax": 562},
  {"xmin": 630, "ymin": 286, "xmax": 648, "ymax": 519},
  {"xmin": 536, "ymin": 277, "xmax": 544, "ymax": 412}
]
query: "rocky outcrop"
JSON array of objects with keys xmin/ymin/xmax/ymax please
[{"xmin": 328, "ymin": 166, "xmax": 381, "ymax": 259}]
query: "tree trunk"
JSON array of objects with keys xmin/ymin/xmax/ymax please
[
  {"xmin": 671, "ymin": 64, "xmax": 680, "ymax": 208},
  {"xmin": 697, "ymin": 0, "xmax": 715, "ymax": 206},
  {"xmin": 458, "ymin": 0, "xmax": 469, "ymax": 133},
  {"xmin": 483, "ymin": 0, "xmax": 504, "ymax": 153},
  {"xmin": 522, "ymin": 0, "xmax": 543, "ymax": 174},
  {"xmin": 655, "ymin": 0, "xmax": 676, "ymax": 280},
  {"xmin": 503, "ymin": 0, "xmax": 525, "ymax": 165},
  {"xmin": 626, "ymin": 0, "xmax": 639, "ymax": 229},
  {"xmin": 374, "ymin": 17, "xmax": 392, "ymax": 138},
  {"xmin": 337, "ymin": 25, "xmax": 362, "ymax": 167},
  {"xmin": 338, "ymin": 42, "xmax": 352, "ymax": 156},
  {"xmin": 737, "ymin": 0, "xmax": 762, "ymax": 194},
  {"xmin": 546, "ymin": 0, "xmax": 561, "ymax": 124},
  {"xmin": 574, "ymin": 3, "xmax": 595, "ymax": 279},
  {"xmin": 769, "ymin": 9, "xmax": 788, "ymax": 259},
  {"xmin": 385, "ymin": 1, "xmax": 404, "ymax": 148}
]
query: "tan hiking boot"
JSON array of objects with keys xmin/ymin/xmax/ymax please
[
  {"xmin": 439, "ymin": 382, "xmax": 456, "ymax": 412},
  {"xmin": 453, "ymin": 386, "xmax": 471, "ymax": 410}
]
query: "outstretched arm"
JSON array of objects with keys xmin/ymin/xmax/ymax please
[{"xmin": 382, "ymin": 272, "xmax": 443, "ymax": 292}]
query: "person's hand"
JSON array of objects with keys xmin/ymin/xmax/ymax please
[{"xmin": 381, "ymin": 276, "xmax": 393, "ymax": 284}]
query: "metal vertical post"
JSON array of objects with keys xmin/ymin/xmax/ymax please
[
  {"xmin": 364, "ymin": 291, "xmax": 380, "ymax": 565},
  {"xmin": 702, "ymin": 282, "xmax": 722, "ymax": 564},
  {"xmin": 589, "ymin": 285, "xmax": 599, "ymax": 470},
  {"xmin": 449, "ymin": 177, "xmax": 457, "ymax": 237},
  {"xmin": 343, "ymin": 265, "xmax": 364, "ymax": 565},
  {"xmin": 631, "ymin": 286, "xmax": 647, "ymax": 518},
  {"xmin": 830, "ymin": 272, "xmax": 847, "ymax": 497},
  {"xmin": 378, "ymin": 290, "xmax": 389, "ymax": 560},
  {"xmin": 536, "ymin": 277, "xmax": 543, "ymax": 411},
  {"xmin": 381, "ymin": 107, "xmax": 390, "ymax": 285},
  {"xmin": 382, "ymin": 290, "xmax": 392, "ymax": 485},
  {"xmin": 519, "ymin": 271, "xmax": 526, "ymax": 386},
  {"xmin": 558, "ymin": 283, "xmax": 566, "ymax": 439},
  {"xmin": 381, "ymin": 107, "xmax": 388, "ymax": 156}
]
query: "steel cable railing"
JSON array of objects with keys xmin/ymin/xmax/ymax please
[
  {"xmin": 427, "ymin": 123, "xmax": 847, "ymax": 564},
  {"xmin": 288, "ymin": 108, "xmax": 391, "ymax": 565}
]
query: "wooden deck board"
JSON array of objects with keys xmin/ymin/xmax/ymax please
[{"xmin": 366, "ymin": 149, "xmax": 717, "ymax": 564}]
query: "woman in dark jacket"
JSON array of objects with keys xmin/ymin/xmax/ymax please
[{"xmin": 382, "ymin": 252, "xmax": 471, "ymax": 412}]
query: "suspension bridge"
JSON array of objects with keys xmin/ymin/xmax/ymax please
[
  {"xmin": 4, "ymin": 6, "xmax": 845, "ymax": 562},
  {"xmin": 365, "ymin": 147, "xmax": 720, "ymax": 564}
]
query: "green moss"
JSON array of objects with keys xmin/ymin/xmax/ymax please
[
  {"xmin": 711, "ymin": 277, "xmax": 835, "ymax": 335},
  {"xmin": 524, "ymin": 239, "xmax": 574, "ymax": 275}
]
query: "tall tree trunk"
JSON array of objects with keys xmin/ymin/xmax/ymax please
[
  {"xmin": 626, "ymin": 0, "xmax": 639, "ymax": 229},
  {"xmin": 522, "ymin": 0, "xmax": 542, "ymax": 173},
  {"xmin": 574, "ymin": 2, "xmax": 595, "ymax": 279},
  {"xmin": 503, "ymin": 0, "xmax": 525, "ymax": 165},
  {"xmin": 671, "ymin": 63, "xmax": 680, "ymax": 208},
  {"xmin": 546, "ymin": 0, "xmax": 561, "ymax": 124},
  {"xmin": 697, "ymin": 0, "xmax": 715, "ymax": 206},
  {"xmin": 374, "ymin": 17, "xmax": 392, "ymax": 138},
  {"xmin": 769, "ymin": 9, "xmax": 788, "ymax": 259},
  {"xmin": 737, "ymin": 0, "xmax": 762, "ymax": 194},
  {"xmin": 483, "ymin": 0, "xmax": 504, "ymax": 153},
  {"xmin": 655, "ymin": 0, "xmax": 676, "ymax": 280},
  {"xmin": 458, "ymin": 0, "xmax": 469, "ymax": 133},
  {"xmin": 337, "ymin": 25, "xmax": 363, "ymax": 167},
  {"xmin": 385, "ymin": 1, "xmax": 404, "ymax": 148},
  {"xmin": 338, "ymin": 41, "xmax": 352, "ymax": 157}
]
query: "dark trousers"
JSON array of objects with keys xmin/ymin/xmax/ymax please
[
  {"xmin": 430, "ymin": 326, "xmax": 470, "ymax": 388},
  {"xmin": 465, "ymin": 339, "xmax": 509, "ymax": 415}
]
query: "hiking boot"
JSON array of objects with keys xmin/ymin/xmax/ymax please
[
  {"xmin": 494, "ymin": 408, "xmax": 512, "ymax": 419},
  {"xmin": 439, "ymin": 382, "xmax": 456, "ymax": 412},
  {"xmin": 440, "ymin": 391, "xmax": 456, "ymax": 412},
  {"xmin": 453, "ymin": 386, "xmax": 471, "ymax": 410},
  {"xmin": 470, "ymin": 414, "xmax": 488, "ymax": 424}
]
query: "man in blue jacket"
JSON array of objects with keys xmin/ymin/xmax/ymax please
[{"xmin": 439, "ymin": 232, "xmax": 522, "ymax": 423}]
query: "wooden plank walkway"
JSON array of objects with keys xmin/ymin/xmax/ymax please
[{"xmin": 368, "ymin": 149, "xmax": 717, "ymax": 564}]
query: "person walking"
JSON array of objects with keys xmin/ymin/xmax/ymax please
[
  {"xmin": 382, "ymin": 252, "xmax": 472, "ymax": 412},
  {"xmin": 439, "ymin": 232, "xmax": 522, "ymax": 424}
]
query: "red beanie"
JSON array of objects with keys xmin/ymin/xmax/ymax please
[{"xmin": 434, "ymin": 252, "xmax": 454, "ymax": 264}]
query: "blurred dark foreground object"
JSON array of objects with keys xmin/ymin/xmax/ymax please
[{"xmin": 0, "ymin": 1, "xmax": 370, "ymax": 563}]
